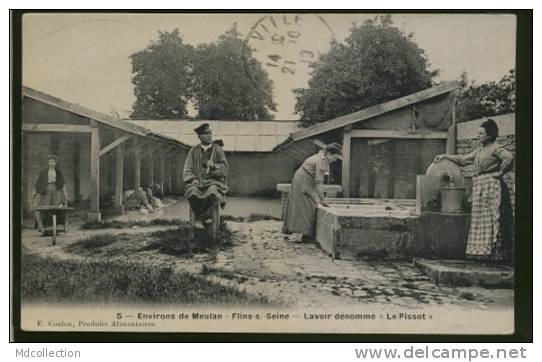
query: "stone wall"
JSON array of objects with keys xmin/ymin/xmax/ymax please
[
  {"xmin": 456, "ymin": 113, "xmax": 515, "ymax": 208},
  {"xmin": 172, "ymin": 150, "xmax": 298, "ymax": 196}
]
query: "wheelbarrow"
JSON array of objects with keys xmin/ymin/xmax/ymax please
[
  {"xmin": 188, "ymin": 195, "xmax": 221, "ymax": 242},
  {"xmin": 34, "ymin": 205, "xmax": 74, "ymax": 245}
]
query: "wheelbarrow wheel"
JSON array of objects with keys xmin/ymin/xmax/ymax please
[{"xmin": 52, "ymin": 214, "xmax": 57, "ymax": 246}]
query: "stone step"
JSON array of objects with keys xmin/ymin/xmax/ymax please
[{"xmin": 413, "ymin": 258, "xmax": 514, "ymax": 288}]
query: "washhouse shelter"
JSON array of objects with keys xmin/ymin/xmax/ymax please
[
  {"xmin": 21, "ymin": 86, "xmax": 189, "ymax": 221},
  {"xmin": 276, "ymin": 82, "xmax": 461, "ymax": 198}
]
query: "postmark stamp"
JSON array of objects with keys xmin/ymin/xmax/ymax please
[{"xmin": 242, "ymin": 14, "xmax": 336, "ymax": 97}]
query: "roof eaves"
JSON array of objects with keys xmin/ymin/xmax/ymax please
[
  {"xmin": 22, "ymin": 86, "xmax": 189, "ymax": 148},
  {"xmin": 289, "ymin": 81, "xmax": 460, "ymax": 143}
]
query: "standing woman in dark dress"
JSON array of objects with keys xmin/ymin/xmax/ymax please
[
  {"xmin": 434, "ymin": 119, "xmax": 514, "ymax": 262},
  {"xmin": 282, "ymin": 143, "xmax": 342, "ymax": 242},
  {"xmin": 33, "ymin": 154, "xmax": 68, "ymax": 232}
]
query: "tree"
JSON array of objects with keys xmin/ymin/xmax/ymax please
[
  {"xmin": 130, "ymin": 29, "xmax": 194, "ymax": 119},
  {"xmin": 456, "ymin": 70, "xmax": 516, "ymax": 122},
  {"xmin": 191, "ymin": 25, "xmax": 277, "ymax": 120},
  {"xmin": 294, "ymin": 15, "xmax": 438, "ymax": 126}
]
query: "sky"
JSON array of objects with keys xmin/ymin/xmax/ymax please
[{"xmin": 22, "ymin": 13, "xmax": 516, "ymax": 120}]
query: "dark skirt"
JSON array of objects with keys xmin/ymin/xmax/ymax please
[{"xmin": 282, "ymin": 168, "xmax": 319, "ymax": 238}]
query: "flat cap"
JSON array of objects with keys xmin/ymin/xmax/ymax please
[{"xmin": 194, "ymin": 123, "xmax": 211, "ymax": 134}]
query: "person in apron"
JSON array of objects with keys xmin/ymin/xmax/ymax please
[
  {"xmin": 282, "ymin": 143, "xmax": 342, "ymax": 242},
  {"xmin": 434, "ymin": 119, "xmax": 514, "ymax": 262}
]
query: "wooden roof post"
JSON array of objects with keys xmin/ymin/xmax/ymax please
[
  {"xmin": 446, "ymin": 97, "xmax": 458, "ymax": 155},
  {"xmin": 88, "ymin": 120, "xmax": 101, "ymax": 222},
  {"xmin": 114, "ymin": 143, "xmax": 124, "ymax": 212},
  {"xmin": 159, "ymin": 153, "xmax": 165, "ymax": 193},
  {"xmin": 148, "ymin": 149, "xmax": 154, "ymax": 187},
  {"xmin": 342, "ymin": 128, "xmax": 352, "ymax": 198},
  {"xmin": 167, "ymin": 156, "xmax": 173, "ymax": 194},
  {"xmin": 134, "ymin": 138, "xmax": 141, "ymax": 189}
]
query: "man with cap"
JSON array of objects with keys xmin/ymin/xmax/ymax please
[
  {"xmin": 33, "ymin": 154, "xmax": 68, "ymax": 206},
  {"xmin": 183, "ymin": 123, "xmax": 229, "ymax": 228}
]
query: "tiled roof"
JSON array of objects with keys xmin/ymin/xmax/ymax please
[{"xmin": 128, "ymin": 120, "xmax": 300, "ymax": 152}]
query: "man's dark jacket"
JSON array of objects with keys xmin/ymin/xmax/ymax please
[{"xmin": 35, "ymin": 168, "xmax": 65, "ymax": 195}]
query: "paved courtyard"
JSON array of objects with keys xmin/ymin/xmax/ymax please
[{"xmin": 21, "ymin": 197, "xmax": 513, "ymax": 314}]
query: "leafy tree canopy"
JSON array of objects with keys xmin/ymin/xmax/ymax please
[
  {"xmin": 294, "ymin": 15, "xmax": 438, "ymax": 127},
  {"xmin": 130, "ymin": 26, "xmax": 276, "ymax": 120},
  {"xmin": 456, "ymin": 69, "xmax": 515, "ymax": 122},
  {"xmin": 191, "ymin": 26, "xmax": 276, "ymax": 120},
  {"xmin": 130, "ymin": 29, "xmax": 194, "ymax": 119}
]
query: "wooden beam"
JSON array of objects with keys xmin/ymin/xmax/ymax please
[
  {"xmin": 134, "ymin": 140, "xmax": 141, "ymax": 189},
  {"xmin": 88, "ymin": 120, "xmax": 101, "ymax": 222},
  {"xmin": 159, "ymin": 153, "xmax": 165, "ymax": 193},
  {"xmin": 416, "ymin": 175, "xmax": 423, "ymax": 216},
  {"xmin": 22, "ymin": 86, "xmax": 153, "ymax": 140},
  {"xmin": 342, "ymin": 132, "xmax": 351, "ymax": 198},
  {"xmin": 167, "ymin": 158, "xmax": 173, "ymax": 194},
  {"xmin": 164, "ymin": 159, "xmax": 170, "ymax": 194},
  {"xmin": 99, "ymin": 134, "xmax": 132, "ymax": 157},
  {"xmin": 290, "ymin": 82, "xmax": 460, "ymax": 142},
  {"xmin": 73, "ymin": 138, "xmax": 81, "ymax": 202},
  {"xmin": 122, "ymin": 136, "xmax": 140, "ymax": 155},
  {"xmin": 347, "ymin": 129, "xmax": 448, "ymax": 139},
  {"xmin": 148, "ymin": 153, "xmax": 154, "ymax": 186},
  {"xmin": 23, "ymin": 123, "xmax": 91, "ymax": 133},
  {"xmin": 311, "ymin": 139, "xmax": 326, "ymax": 149},
  {"xmin": 172, "ymin": 157, "xmax": 179, "ymax": 193},
  {"xmin": 446, "ymin": 99, "xmax": 457, "ymax": 154},
  {"xmin": 114, "ymin": 144, "xmax": 124, "ymax": 211}
]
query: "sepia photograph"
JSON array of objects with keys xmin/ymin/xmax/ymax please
[{"xmin": 10, "ymin": 10, "xmax": 531, "ymax": 338}]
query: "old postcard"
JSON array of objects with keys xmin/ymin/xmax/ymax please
[{"xmin": 13, "ymin": 11, "xmax": 523, "ymax": 336}]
